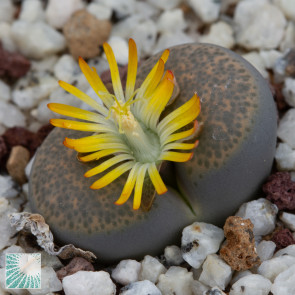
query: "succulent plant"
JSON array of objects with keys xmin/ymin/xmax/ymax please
[{"xmin": 29, "ymin": 42, "xmax": 277, "ymax": 263}]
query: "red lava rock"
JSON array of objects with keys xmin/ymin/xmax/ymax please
[
  {"xmin": 56, "ymin": 257, "xmax": 94, "ymax": 281},
  {"xmin": 63, "ymin": 9, "xmax": 112, "ymax": 59},
  {"xmin": 263, "ymin": 172, "xmax": 295, "ymax": 210},
  {"xmin": 220, "ymin": 216, "xmax": 260, "ymax": 271},
  {"xmin": 271, "ymin": 228, "xmax": 295, "ymax": 250},
  {"xmin": 0, "ymin": 136, "xmax": 8, "ymax": 163},
  {"xmin": 0, "ymin": 43, "xmax": 30, "ymax": 79}
]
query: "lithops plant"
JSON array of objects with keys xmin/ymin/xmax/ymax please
[{"xmin": 29, "ymin": 40, "xmax": 277, "ymax": 263}]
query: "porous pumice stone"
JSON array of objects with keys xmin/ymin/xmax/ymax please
[
  {"xmin": 29, "ymin": 128, "xmax": 196, "ymax": 263},
  {"xmin": 137, "ymin": 43, "xmax": 277, "ymax": 225}
]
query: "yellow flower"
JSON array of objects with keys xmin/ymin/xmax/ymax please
[{"xmin": 48, "ymin": 39, "xmax": 201, "ymax": 210}]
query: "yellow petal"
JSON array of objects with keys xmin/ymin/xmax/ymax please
[
  {"xmin": 125, "ymin": 39, "xmax": 138, "ymax": 100},
  {"xmin": 85, "ymin": 154, "xmax": 134, "ymax": 177},
  {"xmin": 103, "ymin": 42, "xmax": 125, "ymax": 102},
  {"xmin": 78, "ymin": 149, "xmax": 124, "ymax": 162},
  {"xmin": 58, "ymin": 80, "xmax": 108, "ymax": 116},
  {"xmin": 50, "ymin": 119, "xmax": 107, "ymax": 132},
  {"xmin": 163, "ymin": 142, "xmax": 197, "ymax": 151},
  {"xmin": 115, "ymin": 163, "xmax": 140, "ymax": 205},
  {"xmin": 90, "ymin": 161, "xmax": 134, "ymax": 189},
  {"xmin": 133, "ymin": 164, "xmax": 149, "ymax": 210},
  {"xmin": 148, "ymin": 163, "xmax": 167, "ymax": 195},
  {"xmin": 160, "ymin": 151, "xmax": 193, "ymax": 162},
  {"xmin": 64, "ymin": 134, "xmax": 121, "ymax": 148},
  {"xmin": 74, "ymin": 142, "xmax": 129, "ymax": 153}
]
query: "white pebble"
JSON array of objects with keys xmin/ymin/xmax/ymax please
[
  {"xmin": 63, "ymin": 271, "xmax": 116, "ymax": 295},
  {"xmin": 230, "ymin": 270, "xmax": 252, "ymax": 285},
  {"xmin": 271, "ymin": 264, "xmax": 295, "ymax": 295},
  {"xmin": 134, "ymin": 1, "xmax": 159, "ymax": 19},
  {"xmin": 139, "ymin": 255, "xmax": 166, "ymax": 284},
  {"xmin": 283, "ymin": 78, "xmax": 295, "ymax": 107},
  {"xmin": 29, "ymin": 266, "xmax": 62, "ymax": 295},
  {"xmin": 45, "ymin": 0, "xmax": 84, "ymax": 29},
  {"xmin": 275, "ymin": 142, "xmax": 295, "ymax": 171},
  {"xmin": 200, "ymin": 21, "xmax": 234, "ymax": 49},
  {"xmin": 0, "ymin": 245, "xmax": 25, "ymax": 268},
  {"xmin": 0, "ymin": 175, "xmax": 19, "ymax": 199},
  {"xmin": 131, "ymin": 19, "xmax": 157, "ymax": 57},
  {"xmin": 157, "ymin": 9, "xmax": 187, "ymax": 34},
  {"xmin": 206, "ymin": 287, "xmax": 227, "ymax": 295},
  {"xmin": 12, "ymin": 21, "xmax": 66, "ymax": 59},
  {"xmin": 0, "ymin": 0, "xmax": 15, "ymax": 23},
  {"xmin": 54, "ymin": 54, "xmax": 80, "ymax": 82},
  {"xmin": 157, "ymin": 266, "xmax": 194, "ymax": 295},
  {"xmin": 191, "ymin": 279, "xmax": 209, "ymax": 295},
  {"xmin": 0, "ymin": 22, "xmax": 17, "ymax": 52},
  {"xmin": 25, "ymin": 155, "xmax": 35, "ymax": 180},
  {"xmin": 187, "ymin": 0, "xmax": 221, "ymax": 23},
  {"xmin": 105, "ymin": 36, "xmax": 129, "ymax": 65},
  {"xmin": 164, "ymin": 245, "xmax": 184, "ymax": 266},
  {"xmin": 86, "ymin": 3, "xmax": 112, "ymax": 20},
  {"xmin": 229, "ymin": 274, "xmax": 272, "ymax": 295},
  {"xmin": 146, "ymin": 0, "xmax": 182, "ymax": 10},
  {"xmin": 280, "ymin": 21, "xmax": 295, "ymax": 52},
  {"xmin": 112, "ymin": 259, "xmax": 141, "ymax": 285},
  {"xmin": 0, "ymin": 101, "xmax": 26, "ymax": 128},
  {"xmin": 256, "ymin": 240, "xmax": 276, "ymax": 262},
  {"xmin": 0, "ymin": 197, "xmax": 17, "ymax": 251},
  {"xmin": 273, "ymin": 0, "xmax": 295, "ymax": 21},
  {"xmin": 0, "ymin": 79, "xmax": 11, "ymax": 102},
  {"xmin": 199, "ymin": 254, "xmax": 232, "ymax": 290},
  {"xmin": 242, "ymin": 52, "xmax": 269, "ymax": 79},
  {"xmin": 94, "ymin": 0, "xmax": 135, "ymax": 19},
  {"xmin": 258, "ymin": 255, "xmax": 295, "ymax": 282},
  {"xmin": 274, "ymin": 244, "xmax": 295, "ymax": 257},
  {"xmin": 120, "ymin": 280, "xmax": 161, "ymax": 295},
  {"xmin": 278, "ymin": 108, "xmax": 295, "ymax": 148},
  {"xmin": 153, "ymin": 31, "xmax": 194, "ymax": 54},
  {"xmin": 19, "ymin": 0, "xmax": 45, "ymax": 22},
  {"xmin": 181, "ymin": 222, "xmax": 224, "ymax": 269},
  {"xmin": 234, "ymin": 0, "xmax": 286, "ymax": 50},
  {"xmin": 259, "ymin": 50, "xmax": 283, "ymax": 70},
  {"xmin": 31, "ymin": 55, "xmax": 58, "ymax": 73},
  {"xmin": 235, "ymin": 198, "xmax": 278, "ymax": 236},
  {"xmin": 279, "ymin": 212, "xmax": 295, "ymax": 231}
]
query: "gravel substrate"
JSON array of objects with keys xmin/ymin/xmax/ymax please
[{"xmin": 1, "ymin": 0, "xmax": 295, "ymax": 294}]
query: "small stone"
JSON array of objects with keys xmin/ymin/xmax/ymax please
[
  {"xmin": 146, "ymin": 0, "xmax": 182, "ymax": 10},
  {"xmin": 199, "ymin": 254, "xmax": 233, "ymax": 290},
  {"xmin": 164, "ymin": 245, "xmax": 184, "ymax": 266},
  {"xmin": 181, "ymin": 222, "xmax": 224, "ymax": 269},
  {"xmin": 157, "ymin": 266, "xmax": 194, "ymax": 295},
  {"xmin": 6, "ymin": 145, "xmax": 30, "ymax": 185},
  {"xmin": 157, "ymin": 9, "xmax": 187, "ymax": 34},
  {"xmin": 0, "ymin": 175, "xmax": 19, "ymax": 198},
  {"xmin": 0, "ymin": 0, "xmax": 15, "ymax": 23},
  {"xmin": 25, "ymin": 155, "xmax": 35, "ymax": 180},
  {"xmin": 0, "ymin": 137, "xmax": 8, "ymax": 164},
  {"xmin": 0, "ymin": 80, "xmax": 11, "ymax": 102},
  {"xmin": 275, "ymin": 143, "xmax": 295, "ymax": 171},
  {"xmin": 205, "ymin": 287, "xmax": 227, "ymax": 295},
  {"xmin": 273, "ymin": 0, "xmax": 295, "ymax": 21},
  {"xmin": 263, "ymin": 172, "xmax": 295, "ymax": 210},
  {"xmin": 12, "ymin": 21, "xmax": 66, "ymax": 59},
  {"xmin": 105, "ymin": 36, "xmax": 129, "ymax": 66},
  {"xmin": 187, "ymin": 0, "xmax": 221, "ymax": 23},
  {"xmin": 235, "ymin": 198, "xmax": 278, "ymax": 236},
  {"xmin": 63, "ymin": 9, "xmax": 111, "ymax": 59},
  {"xmin": 0, "ymin": 102, "xmax": 26, "ymax": 128},
  {"xmin": 271, "ymin": 264, "xmax": 295, "ymax": 295},
  {"xmin": 242, "ymin": 52, "xmax": 269, "ymax": 79},
  {"xmin": 134, "ymin": 1, "xmax": 159, "ymax": 19},
  {"xmin": 19, "ymin": 0, "xmax": 45, "ymax": 22},
  {"xmin": 62, "ymin": 271, "xmax": 116, "ymax": 295},
  {"xmin": 56, "ymin": 257, "xmax": 94, "ymax": 281},
  {"xmin": 46, "ymin": 0, "xmax": 84, "ymax": 29},
  {"xmin": 86, "ymin": 3, "xmax": 112, "ymax": 20},
  {"xmin": 31, "ymin": 55, "xmax": 58, "ymax": 73},
  {"xmin": 279, "ymin": 212, "xmax": 295, "ymax": 231},
  {"xmin": 280, "ymin": 21, "xmax": 295, "ymax": 52},
  {"xmin": 230, "ymin": 270, "xmax": 252, "ymax": 285},
  {"xmin": 274, "ymin": 244, "xmax": 295, "ymax": 257},
  {"xmin": 256, "ymin": 240, "xmax": 276, "ymax": 261},
  {"xmin": 0, "ymin": 245, "xmax": 25, "ymax": 268},
  {"xmin": 139, "ymin": 255, "xmax": 166, "ymax": 284},
  {"xmin": 229, "ymin": 274, "xmax": 272, "ymax": 295},
  {"xmin": 29, "ymin": 266, "xmax": 62, "ymax": 295},
  {"xmin": 258, "ymin": 254, "xmax": 295, "ymax": 282},
  {"xmin": 0, "ymin": 44, "xmax": 31, "ymax": 79},
  {"xmin": 40, "ymin": 251, "xmax": 63, "ymax": 270},
  {"xmin": 120, "ymin": 280, "xmax": 161, "ymax": 295},
  {"xmin": 234, "ymin": 0, "xmax": 286, "ymax": 50},
  {"xmin": 274, "ymin": 48, "xmax": 295, "ymax": 80},
  {"xmin": 111, "ymin": 259, "xmax": 141, "ymax": 285},
  {"xmin": 269, "ymin": 81, "xmax": 288, "ymax": 111},
  {"xmin": 95, "ymin": 0, "xmax": 135, "ymax": 19},
  {"xmin": 191, "ymin": 279, "xmax": 209, "ymax": 295},
  {"xmin": 271, "ymin": 228, "xmax": 295, "ymax": 250},
  {"xmin": 283, "ymin": 78, "xmax": 295, "ymax": 107},
  {"xmin": 260, "ymin": 50, "xmax": 283, "ymax": 70},
  {"xmin": 200, "ymin": 21, "xmax": 235, "ymax": 49},
  {"xmin": 220, "ymin": 216, "xmax": 260, "ymax": 271},
  {"xmin": 53, "ymin": 54, "xmax": 80, "ymax": 82},
  {"xmin": 0, "ymin": 22, "xmax": 17, "ymax": 52}
]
